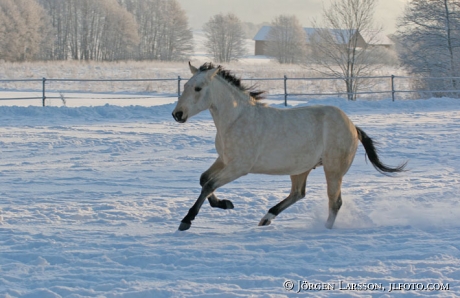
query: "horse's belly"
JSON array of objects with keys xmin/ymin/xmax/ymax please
[
  {"xmin": 247, "ymin": 131, "xmax": 323, "ymax": 175},
  {"xmin": 250, "ymin": 152, "xmax": 320, "ymax": 175}
]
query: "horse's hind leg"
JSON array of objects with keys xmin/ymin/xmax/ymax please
[
  {"xmin": 259, "ymin": 170, "xmax": 311, "ymax": 226},
  {"xmin": 324, "ymin": 171, "xmax": 343, "ymax": 229},
  {"xmin": 322, "ymin": 119, "xmax": 358, "ymax": 229},
  {"xmin": 200, "ymin": 157, "xmax": 234, "ymax": 210}
]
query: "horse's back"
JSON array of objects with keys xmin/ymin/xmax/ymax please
[{"xmin": 265, "ymin": 105, "xmax": 356, "ymax": 137}]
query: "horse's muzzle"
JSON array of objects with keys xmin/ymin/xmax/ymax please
[{"xmin": 172, "ymin": 111, "xmax": 186, "ymax": 123}]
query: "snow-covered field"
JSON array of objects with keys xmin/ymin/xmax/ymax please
[{"xmin": 0, "ymin": 95, "xmax": 459, "ymax": 297}]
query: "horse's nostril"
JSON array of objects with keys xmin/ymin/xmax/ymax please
[{"xmin": 174, "ymin": 111, "xmax": 183, "ymax": 121}]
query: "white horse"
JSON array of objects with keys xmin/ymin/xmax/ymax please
[{"xmin": 172, "ymin": 62, "xmax": 406, "ymax": 231}]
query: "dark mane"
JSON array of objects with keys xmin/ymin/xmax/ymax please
[{"xmin": 198, "ymin": 62, "xmax": 265, "ymax": 100}]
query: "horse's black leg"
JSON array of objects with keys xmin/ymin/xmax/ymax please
[
  {"xmin": 259, "ymin": 171, "xmax": 311, "ymax": 226},
  {"xmin": 208, "ymin": 195, "xmax": 234, "ymax": 209},
  {"xmin": 178, "ymin": 183, "xmax": 214, "ymax": 231},
  {"xmin": 199, "ymin": 157, "xmax": 234, "ymax": 209},
  {"xmin": 179, "ymin": 163, "xmax": 247, "ymax": 231},
  {"xmin": 200, "ymin": 172, "xmax": 234, "ymax": 209}
]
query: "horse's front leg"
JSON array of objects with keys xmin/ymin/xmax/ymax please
[
  {"xmin": 200, "ymin": 157, "xmax": 234, "ymax": 210},
  {"xmin": 178, "ymin": 162, "xmax": 248, "ymax": 231}
]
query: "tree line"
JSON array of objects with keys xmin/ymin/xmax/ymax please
[{"xmin": 0, "ymin": 0, "xmax": 193, "ymax": 61}]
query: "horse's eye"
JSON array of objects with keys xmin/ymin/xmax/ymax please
[{"xmin": 194, "ymin": 86, "xmax": 202, "ymax": 92}]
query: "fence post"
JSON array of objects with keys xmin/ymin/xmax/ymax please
[
  {"xmin": 284, "ymin": 75, "xmax": 288, "ymax": 106},
  {"xmin": 42, "ymin": 77, "xmax": 46, "ymax": 107},
  {"xmin": 391, "ymin": 75, "xmax": 395, "ymax": 102},
  {"xmin": 178, "ymin": 76, "xmax": 181, "ymax": 99}
]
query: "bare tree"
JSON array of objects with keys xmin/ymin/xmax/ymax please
[
  {"xmin": 308, "ymin": 0, "xmax": 382, "ymax": 100},
  {"xmin": 0, "ymin": 0, "xmax": 50, "ymax": 61},
  {"xmin": 203, "ymin": 13, "xmax": 246, "ymax": 63},
  {"xmin": 396, "ymin": 0, "xmax": 460, "ymax": 94},
  {"xmin": 77, "ymin": 0, "xmax": 139, "ymax": 61},
  {"xmin": 39, "ymin": 0, "xmax": 139, "ymax": 61},
  {"xmin": 39, "ymin": 0, "xmax": 71, "ymax": 60},
  {"xmin": 159, "ymin": 0, "xmax": 194, "ymax": 61},
  {"xmin": 98, "ymin": 0, "xmax": 139, "ymax": 61},
  {"xmin": 120, "ymin": 0, "xmax": 193, "ymax": 61},
  {"xmin": 0, "ymin": 0, "xmax": 26, "ymax": 61},
  {"xmin": 266, "ymin": 15, "xmax": 307, "ymax": 64},
  {"xmin": 120, "ymin": 0, "xmax": 164, "ymax": 60}
]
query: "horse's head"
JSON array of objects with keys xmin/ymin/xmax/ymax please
[{"xmin": 172, "ymin": 62, "xmax": 219, "ymax": 123}]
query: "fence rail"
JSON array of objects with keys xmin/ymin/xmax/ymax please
[{"xmin": 0, "ymin": 75, "xmax": 459, "ymax": 106}]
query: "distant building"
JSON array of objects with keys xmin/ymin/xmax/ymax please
[
  {"xmin": 253, "ymin": 26, "xmax": 393, "ymax": 56},
  {"xmin": 360, "ymin": 30, "xmax": 394, "ymax": 49},
  {"xmin": 253, "ymin": 26, "xmax": 272, "ymax": 56}
]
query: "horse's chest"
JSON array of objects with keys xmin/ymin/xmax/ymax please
[{"xmin": 214, "ymin": 130, "xmax": 258, "ymax": 162}]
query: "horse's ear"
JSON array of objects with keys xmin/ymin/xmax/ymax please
[
  {"xmin": 189, "ymin": 61, "xmax": 198, "ymax": 74},
  {"xmin": 207, "ymin": 67, "xmax": 220, "ymax": 80}
]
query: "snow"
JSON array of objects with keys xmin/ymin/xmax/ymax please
[
  {"xmin": 0, "ymin": 91, "xmax": 178, "ymax": 107},
  {"xmin": 0, "ymin": 95, "xmax": 459, "ymax": 297}
]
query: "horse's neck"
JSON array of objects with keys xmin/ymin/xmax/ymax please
[{"xmin": 209, "ymin": 80, "xmax": 251, "ymax": 132}]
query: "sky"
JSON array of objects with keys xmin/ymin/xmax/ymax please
[{"xmin": 178, "ymin": 0, "xmax": 408, "ymax": 35}]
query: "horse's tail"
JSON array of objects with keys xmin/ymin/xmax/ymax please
[{"xmin": 356, "ymin": 126, "xmax": 407, "ymax": 176}]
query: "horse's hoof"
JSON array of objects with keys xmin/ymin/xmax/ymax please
[
  {"xmin": 324, "ymin": 221, "xmax": 334, "ymax": 229},
  {"xmin": 325, "ymin": 216, "xmax": 336, "ymax": 229},
  {"xmin": 178, "ymin": 221, "xmax": 191, "ymax": 231},
  {"xmin": 258, "ymin": 212, "xmax": 275, "ymax": 226},
  {"xmin": 222, "ymin": 199, "xmax": 234, "ymax": 209},
  {"xmin": 258, "ymin": 219, "xmax": 271, "ymax": 226}
]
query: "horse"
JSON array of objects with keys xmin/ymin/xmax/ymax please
[{"xmin": 172, "ymin": 62, "xmax": 407, "ymax": 231}]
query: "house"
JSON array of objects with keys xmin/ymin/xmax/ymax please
[
  {"xmin": 360, "ymin": 30, "xmax": 394, "ymax": 49},
  {"xmin": 253, "ymin": 26, "xmax": 392, "ymax": 56},
  {"xmin": 253, "ymin": 26, "xmax": 272, "ymax": 56}
]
